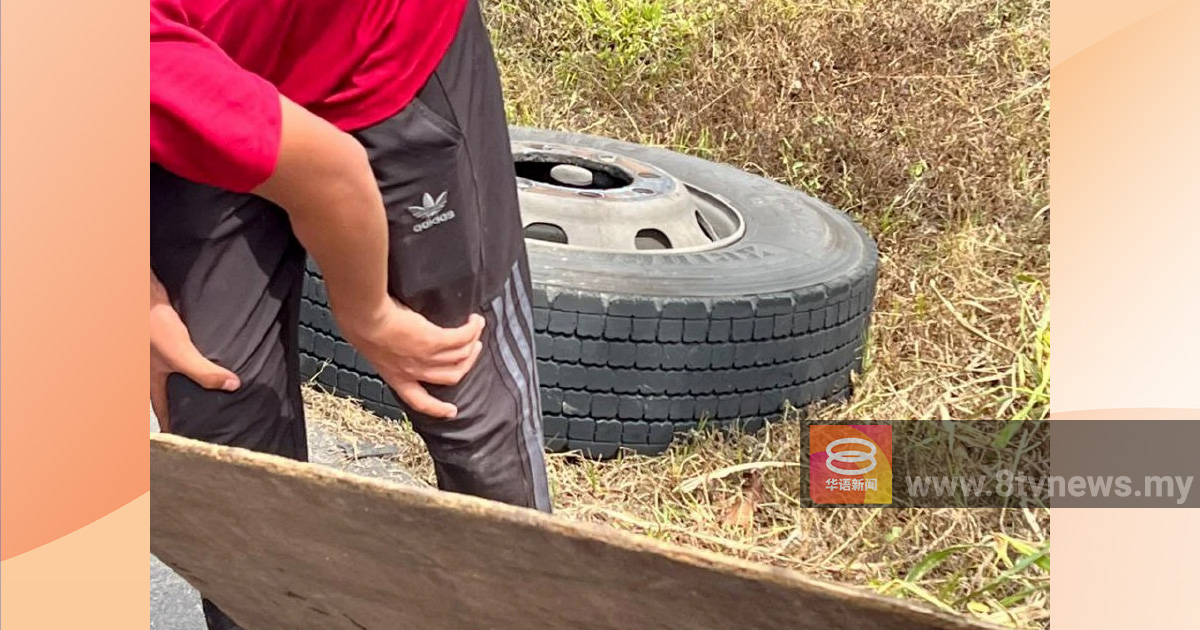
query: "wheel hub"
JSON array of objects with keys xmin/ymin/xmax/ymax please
[{"xmin": 513, "ymin": 142, "xmax": 745, "ymax": 253}]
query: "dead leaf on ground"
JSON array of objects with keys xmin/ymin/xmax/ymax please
[{"xmin": 721, "ymin": 471, "xmax": 764, "ymax": 531}]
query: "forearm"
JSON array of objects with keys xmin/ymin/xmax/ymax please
[{"xmin": 252, "ymin": 95, "xmax": 390, "ymax": 335}]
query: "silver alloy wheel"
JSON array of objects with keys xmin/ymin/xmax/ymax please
[{"xmin": 514, "ymin": 142, "xmax": 746, "ymax": 254}]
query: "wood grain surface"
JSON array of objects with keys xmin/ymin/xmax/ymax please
[{"xmin": 150, "ymin": 433, "xmax": 999, "ymax": 630}]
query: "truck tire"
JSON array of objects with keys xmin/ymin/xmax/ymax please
[{"xmin": 299, "ymin": 127, "xmax": 878, "ymax": 458}]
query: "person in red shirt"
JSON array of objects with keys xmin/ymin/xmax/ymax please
[{"xmin": 151, "ymin": 1, "xmax": 551, "ymax": 626}]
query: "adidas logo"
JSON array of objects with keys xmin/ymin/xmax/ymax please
[
  {"xmin": 408, "ymin": 192, "xmax": 447, "ymax": 219},
  {"xmin": 407, "ymin": 191, "xmax": 456, "ymax": 233}
]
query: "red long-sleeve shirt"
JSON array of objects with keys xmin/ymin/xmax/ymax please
[{"xmin": 151, "ymin": 0, "xmax": 468, "ymax": 192}]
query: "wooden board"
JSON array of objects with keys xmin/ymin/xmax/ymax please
[{"xmin": 150, "ymin": 434, "xmax": 999, "ymax": 630}]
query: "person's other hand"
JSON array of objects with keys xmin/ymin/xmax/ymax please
[
  {"xmin": 150, "ymin": 269, "xmax": 240, "ymax": 431},
  {"xmin": 339, "ymin": 300, "xmax": 484, "ymax": 419}
]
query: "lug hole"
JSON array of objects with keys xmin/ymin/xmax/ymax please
[
  {"xmin": 635, "ymin": 229, "xmax": 672, "ymax": 250},
  {"xmin": 524, "ymin": 222, "xmax": 569, "ymax": 244}
]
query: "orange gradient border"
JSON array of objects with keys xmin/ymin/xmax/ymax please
[
  {"xmin": 1, "ymin": 0, "xmax": 149, "ymax": 626},
  {"xmin": 1052, "ymin": 2, "xmax": 1200, "ymax": 630},
  {"xmin": 3, "ymin": 0, "xmax": 1200, "ymax": 628}
]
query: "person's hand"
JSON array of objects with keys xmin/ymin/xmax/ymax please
[
  {"xmin": 150, "ymin": 269, "xmax": 240, "ymax": 431},
  {"xmin": 339, "ymin": 299, "xmax": 484, "ymax": 419}
]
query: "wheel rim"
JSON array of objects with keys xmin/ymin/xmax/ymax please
[{"xmin": 513, "ymin": 141, "xmax": 746, "ymax": 254}]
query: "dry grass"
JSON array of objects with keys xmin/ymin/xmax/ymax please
[
  {"xmin": 306, "ymin": 0, "xmax": 1050, "ymax": 627},
  {"xmin": 489, "ymin": 0, "xmax": 1050, "ymax": 421}
]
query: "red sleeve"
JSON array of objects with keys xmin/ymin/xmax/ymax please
[{"xmin": 151, "ymin": 1, "xmax": 281, "ymax": 192}]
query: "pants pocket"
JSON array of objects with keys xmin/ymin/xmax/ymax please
[{"xmin": 357, "ymin": 95, "xmax": 485, "ymax": 329}]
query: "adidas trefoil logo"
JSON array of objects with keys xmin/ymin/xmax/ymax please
[
  {"xmin": 408, "ymin": 191, "xmax": 447, "ymax": 219},
  {"xmin": 407, "ymin": 191, "xmax": 456, "ymax": 233}
]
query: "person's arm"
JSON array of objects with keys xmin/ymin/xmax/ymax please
[
  {"xmin": 150, "ymin": 2, "xmax": 481, "ymax": 417},
  {"xmin": 253, "ymin": 97, "xmax": 485, "ymax": 417},
  {"xmin": 248, "ymin": 98, "xmax": 388, "ymax": 351}
]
